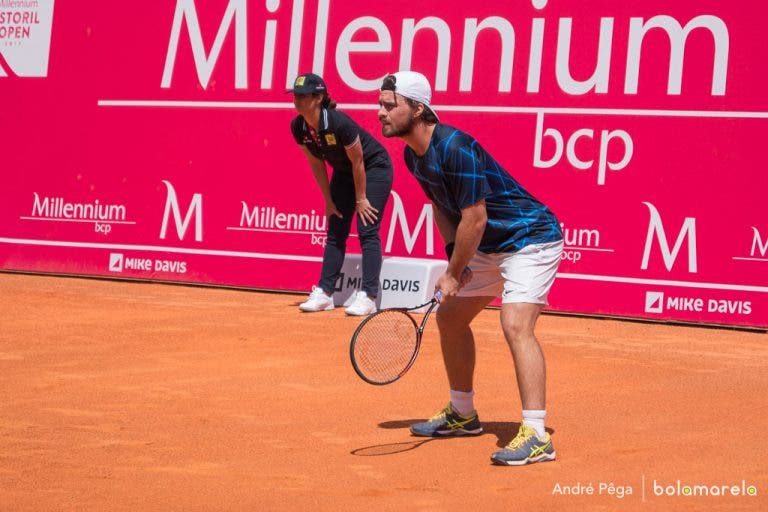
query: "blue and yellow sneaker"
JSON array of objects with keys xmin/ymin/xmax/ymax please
[
  {"xmin": 490, "ymin": 423, "xmax": 556, "ymax": 466},
  {"xmin": 410, "ymin": 403, "xmax": 483, "ymax": 437}
]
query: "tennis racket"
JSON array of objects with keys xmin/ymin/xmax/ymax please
[{"xmin": 349, "ymin": 292, "xmax": 442, "ymax": 385}]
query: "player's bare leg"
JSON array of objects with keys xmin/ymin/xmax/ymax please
[
  {"xmin": 491, "ymin": 302, "xmax": 556, "ymax": 465},
  {"xmin": 500, "ymin": 302, "xmax": 546, "ymax": 409},
  {"xmin": 409, "ymin": 295, "xmax": 492, "ymax": 438},
  {"xmin": 435, "ymin": 295, "xmax": 494, "ymax": 392}
]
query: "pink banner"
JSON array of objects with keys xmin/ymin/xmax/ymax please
[{"xmin": 2, "ymin": 0, "xmax": 767, "ymax": 328}]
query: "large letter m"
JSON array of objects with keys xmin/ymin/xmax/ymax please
[
  {"xmin": 385, "ymin": 191, "xmax": 434, "ymax": 255},
  {"xmin": 640, "ymin": 202, "xmax": 697, "ymax": 272},
  {"xmin": 161, "ymin": 0, "xmax": 248, "ymax": 89},
  {"xmin": 160, "ymin": 180, "xmax": 204, "ymax": 241}
]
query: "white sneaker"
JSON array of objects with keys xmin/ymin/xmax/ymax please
[
  {"xmin": 299, "ymin": 287, "xmax": 334, "ymax": 312},
  {"xmin": 345, "ymin": 291, "xmax": 377, "ymax": 316}
]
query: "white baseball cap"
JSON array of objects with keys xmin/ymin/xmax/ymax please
[{"xmin": 385, "ymin": 70, "xmax": 439, "ymax": 121}]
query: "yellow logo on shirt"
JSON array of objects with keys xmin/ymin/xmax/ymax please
[
  {"xmin": 295, "ymin": 76, "xmax": 306, "ymax": 86},
  {"xmin": 324, "ymin": 133, "xmax": 337, "ymax": 145}
]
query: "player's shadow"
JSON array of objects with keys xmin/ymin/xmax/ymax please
[{"xmin": 350, "ymin": 419, "xmax": 555, "ymax": 456}]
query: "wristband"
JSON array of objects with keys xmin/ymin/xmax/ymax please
[{"xmin": 444, "ymin": 242, "xmax": 455, "ymax": 259}]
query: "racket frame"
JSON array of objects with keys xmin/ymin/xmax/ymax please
[{"xmin": 349, "ymin": 296, "xmax": 440, "ymax": 385}]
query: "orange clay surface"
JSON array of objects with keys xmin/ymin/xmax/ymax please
[{"xmin": 0, "ymin": 272, "xmax": 766, "ymax": 512}]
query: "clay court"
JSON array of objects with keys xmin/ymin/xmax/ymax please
[{"xmin": 0, "ymin": 272, "xmax": 766, "ymax": 511}]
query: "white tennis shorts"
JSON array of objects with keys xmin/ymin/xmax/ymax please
[{"xmin": 457, "ymin": 240, "xmax": 564, "ymax": 304}]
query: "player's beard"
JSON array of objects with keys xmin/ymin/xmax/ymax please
[{"xmin": 382, "ymin": 115, "xmax": 416, "ymax": 138}]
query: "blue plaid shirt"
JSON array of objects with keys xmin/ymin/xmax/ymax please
[{"xmin": 404, "ymin": 123, "xmax": 562, "ymax": 253}]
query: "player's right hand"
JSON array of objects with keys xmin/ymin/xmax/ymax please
[
  {"xmin": 436, "ymin": 267, "xmax": 472, "ymax": 301},
  {"xmin": 435, "ymin": 272, "xmax": 461, "ymax": 300},
  {"xmin": 459, "ymin": 266, "xmax": 473, "ymax": 288}
]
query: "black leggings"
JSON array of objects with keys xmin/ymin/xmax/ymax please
[{"xmin": 317, "ymin": 167, "xmax": 392, "ymax": 297}]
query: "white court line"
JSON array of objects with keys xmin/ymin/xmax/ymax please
[
  {"xmin": 1, "ymin": 236, "xmax": 766, "ymax": 292},
  {"xmin": 96, "ymin": 100, "xmax": 768, "ymax": 119},
  {"xmin": 564, "ymin": 246, "xmax": 615, "ymax": 252},
  {"xmin": 557, "ymin": 272, "xmax": 768, "ymax": 293},
  {"xmin": 0, "ymin": 237, "xmax": 321, "ymax": 262},
  {"xmin": 20, "ymin": 217, "xmax": 136, "ymax": 225},
  {"xmin": 98, "ymin": 100, "xmax": 291, "ymax": 109},
  {"xmin": 226, "ymin": 226, "xmax": 357, "ymax": 237}
]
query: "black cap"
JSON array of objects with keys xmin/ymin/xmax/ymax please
[{"xmin": 287, "ymin": 73, "xmax": 327, "ymax": 94}]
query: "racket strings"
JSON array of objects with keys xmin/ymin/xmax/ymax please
[{"xmin": 352, "ymin": 310, "xmax": 419, "ymax": 383}]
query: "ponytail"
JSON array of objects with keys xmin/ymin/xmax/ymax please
[{"xmin": 321, "ymin": 94, "xmax": 337, "ymax": 109}]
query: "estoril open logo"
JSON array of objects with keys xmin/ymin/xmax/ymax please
[{"xmin": 0, "ymin": 0, "xmax": 55, "ymax": 77}]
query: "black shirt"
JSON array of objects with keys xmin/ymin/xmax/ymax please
[{"xmin": 291, "ymin": 108, "xmax": 391, "ymax": 174}]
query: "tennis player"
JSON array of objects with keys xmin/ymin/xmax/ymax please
[
  {"xmin": 290, "ymin": 73, "xmax": 393, "ymax": 315},
  {"xmin": 377, "ymin": 71, "xmax": 564, "ymax": 466}
]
